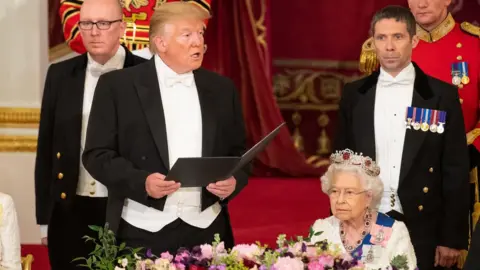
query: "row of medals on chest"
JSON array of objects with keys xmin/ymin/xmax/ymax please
[
  {"xmin": 405, "ymin": 108, "xmax": 445, "ymax": 134},
  {"xmin": 451, "ymin": 61, "xmax": 470, "ymax": 86}
]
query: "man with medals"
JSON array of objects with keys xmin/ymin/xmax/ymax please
[
  {"xmin": 59, "ymin": 0, "xmax": 212, "ymax": 56},
  {"xmin": 359, "ymin": 2, "xmax": 480, "ymax": 266},
  {"xmin": 341, "ymin": 6, "xmax": 470, "ymax": 270}
]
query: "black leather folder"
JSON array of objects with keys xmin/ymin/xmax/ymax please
[{"xmin": 164, "ymin": 122, "xmax": 286, "ymax": 187}]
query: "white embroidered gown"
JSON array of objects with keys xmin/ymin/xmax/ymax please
[
  {"xmin": 310, "ymin": 214, "xmax": 417, "ymax": 270},
  {"xmin": 0, "ymin": 193, "xmax": 21, "ymax": 270}
]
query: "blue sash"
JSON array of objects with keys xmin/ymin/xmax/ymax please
[{"xmin": 350, "ymin": 212, "xmax": 395, "ymax": 261}]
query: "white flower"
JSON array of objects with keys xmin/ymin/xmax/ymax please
[
  {"xmin": 134, "ymin": 253, "xmax": 142, "ymax": 260},
  {"xmin": 121, "ymin": 258, "xmax": 128, "ymax": 267},
  {"xmin": 231, "ymin": 244, "xmax": 262, "ymax": 260},
  {"xmin": 273, "ymin": 257, "xmax": 304, "ymax": 270},
  {"xmin": 114, "ymin": 267, "xmax": 125, "ymax": 270}
]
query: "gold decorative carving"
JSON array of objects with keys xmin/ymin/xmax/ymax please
[
  {"xmin": 246, "ymin": 0, "xmax": 268, "ymax": 63},
  {"xmin": 291, "ymin": 112, "xmax": 304, "ymax": 152},
  {"xmin": 49, "ymin": 43, "xmax": 73, "ymax": 62},
  {"xmin": 0, "ymin": 135, "xmax": 37, "ymax": 152},
  {"xmin": 306, "ymin": 155, "xmax": 330, "ymax": 168},
  {"xmin": 274, "ymin": 69, "xmax": 360, "ymax": 109},
  {"xmin": 273, "ymin": 60, "xmax": 362, "ymax": 164},
  {"xmin": 0, "ymin": 107, "xmax": 40, "ymax": 128},
  {"xmin": 121, "ymin": 0, "xmax": 149, "ymax": 11},
  {"xmin": 22, "ymin": 254, "xmax": 34, "ymax": 270},
  {"xmin": 316, "ymin": 113, "xmax": 330, "ymax": 155}
]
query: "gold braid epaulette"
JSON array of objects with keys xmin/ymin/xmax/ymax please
[
  {"xmin": 460, "ymin": 22, "xmax": 480, "ymax": 38},
  {"xmin": 359, "ymin": 37, "xmax": 379, "ymax": 74},
  {"xmin": 467, "ymin": 128, "xmax": 480, "ymax": 145}
]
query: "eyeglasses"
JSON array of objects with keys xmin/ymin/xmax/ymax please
[
  {"xmin": 327, "ymin": 188, "xmax": 369, "ymax": 199},
  {"xmin": 79, "ymin": 19, "xmax": 122, "ymax": 30}
]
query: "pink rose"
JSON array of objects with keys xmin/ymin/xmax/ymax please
[
  {"xmin": 317, "ymin": 255, "xmax": 334, "ymax": 267},
  {"xmin": 305, "ymin": 246, "xmax": 318, "ymax": 259},
  {"xmin": 200, "ymin": 244, "xmax": 213, "ymax": 259},
  {"xmin": 307, "ymin": 261, "xmax": 324, "ymax": 270},
  {"xmin": 161, "ymin": 252, "xmax": 174, "ymax": 261}
]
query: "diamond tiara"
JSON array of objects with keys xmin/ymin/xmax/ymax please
[{"xmin": 330, "ymin": 149, "xmax": 380, "ymax": 177}]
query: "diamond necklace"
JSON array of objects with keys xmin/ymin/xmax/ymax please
[{"xmin": 340, "ymin": 210, "xmax": 373, "ymax": 253}]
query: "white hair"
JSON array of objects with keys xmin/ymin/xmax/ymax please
[{"xmin": 320, "ymin": 163, "xmax": 384, "ymax": 209}]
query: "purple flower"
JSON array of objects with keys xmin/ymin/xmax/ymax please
[
  {"xmin": 146, "ymin": 249, "xmax": 153, "ymax": 258},
  {"xmin": 191, "ymin": 246, "xmax": 202, "ymax": 258},
  {"xmin": 283, "ymin": 252, "xmax": 295, "ymax": 258},
  {"xmin": 301, "ymin": 243, "xmax": 307, "ymax": 253},
  {"xmin": 331, "ymin": 257, "xmax": 360, "ymax": 270}
]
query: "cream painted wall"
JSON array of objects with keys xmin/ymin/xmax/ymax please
[
  {"xmin": 0, "ymin": 0, "xmax": 48, "ymax": 244},
  {"xmin": 0, "ymin": 0, "xmax": 149, "ymax": 244}
]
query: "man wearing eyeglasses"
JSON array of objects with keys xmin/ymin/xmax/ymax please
[
  {"xmin": 35, "ymin": 0, "xmax": 146, "ymax": 269},
  {"xmin": 59, "ymin": 0, "xmax": 212, "ymax": 56}
]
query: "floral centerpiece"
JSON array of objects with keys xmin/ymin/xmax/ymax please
[{"xmin": 75, "ymin": 224, "xmax": 411, "ymax": 270}]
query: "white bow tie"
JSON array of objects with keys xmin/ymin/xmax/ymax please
[
  {"xmin": 89, "ymin": 66, "xmax": 117, "ymax": 77},
  {"xmin": 378, "ymin": 77, "xmax": 412, "ymax": 88},
  {"xmin": 165, "ymin": 74, "xmax": 194, "ymax": 87}
]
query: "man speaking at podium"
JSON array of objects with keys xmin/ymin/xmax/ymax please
[{"xmin": 82, "ymin": 2, "xmax": 249, "ymax": 254}]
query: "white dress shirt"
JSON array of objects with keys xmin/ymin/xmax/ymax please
[
  {"xmin": 40, "ymin": 46, "xmax": 126, "ymax": 238},
  {"xmin": 121, "ymin": 55, "xmax": 221, "ymax": 232},
  {"xmin": 374, "ymin": 63, "xmax": 415, "ymax": 214},
  {"xmin": 78, "ymin": 46, "xmax": 126, "ymax": 197},
  {"xmin": 0, "ymin": 193, "xmax": 22, "ymax": 270}
]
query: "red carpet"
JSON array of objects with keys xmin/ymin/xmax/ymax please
[{"xmin": 21, "ymin": 177, "xmax": 330, "ymax": 269}]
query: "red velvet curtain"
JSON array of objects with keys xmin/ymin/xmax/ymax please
[
  {"xmin": 48, "ymin": 0, "xmax": 64, "ymax": 48},
  {"xmin": 203, "ymin": 0, "xmax": 323, "ymax": 177}
]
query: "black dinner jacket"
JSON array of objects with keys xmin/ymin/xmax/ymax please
[
  {"xmin": 334, "ymin": 62, "xmax": 470, "ymax": 250},
  {"xmin": 35, "ymin": 46, "xmax": 146, "ymax": 225},
  {"xmin": 463, "ymin": 220, "xmax": 480, "ymax": 269},
  {"xmin": 82, "ymin": 58, "xmax": 250, "ymax": 233}
]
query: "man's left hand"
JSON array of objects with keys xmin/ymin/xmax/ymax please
[
  {"xmin": 435, "ymin": 246, "xmax": 460, "ymax": 268},
  {"xmin": 207, "ymin": 177, "xmax": 236, "ymax": 199}
]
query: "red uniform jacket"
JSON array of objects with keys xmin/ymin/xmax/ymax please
[{"xmin": 412, "ymin": 14, "xmax": 480, "ymax": 151}]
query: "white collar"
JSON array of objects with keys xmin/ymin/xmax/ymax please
[
  {"xmin": 154, "ymin": 54, "xmax": 194, "ymax": 87},
  {"xmin": 87, "ymin": 45, "xmax": 126, "ymax": 76},
  {"xmin": 378, "ymin": 62, "xmax": 415, "ymax": 86}
]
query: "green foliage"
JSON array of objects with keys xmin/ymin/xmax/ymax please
[
  {"xmin": 72, "ymin": 223, "xmax": 143, "ymax": 270},
  {"xmin": 390, "ymin": 254, "xmax": 409, "ymax": 270}
]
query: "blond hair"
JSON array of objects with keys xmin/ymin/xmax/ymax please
[{"xmin": 149, "ymin": 2, "xmax": 211, "ymax": 54}]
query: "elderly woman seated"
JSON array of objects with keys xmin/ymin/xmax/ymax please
[
  {"xmin": 0, "ymin": 192, "xmax": 21, "ymax": 270},
  {"xmin": 310, "ymin": 149, "xmax": 417, "ymax": 269}
]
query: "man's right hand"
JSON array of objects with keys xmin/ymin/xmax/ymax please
[
  {"xmin": 41, "ymin": 237, "xmax": 48, "ymax": 246},
  {"xmin": 145, "ymin": 173, "xmax": 181, "ymax": 199}
]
